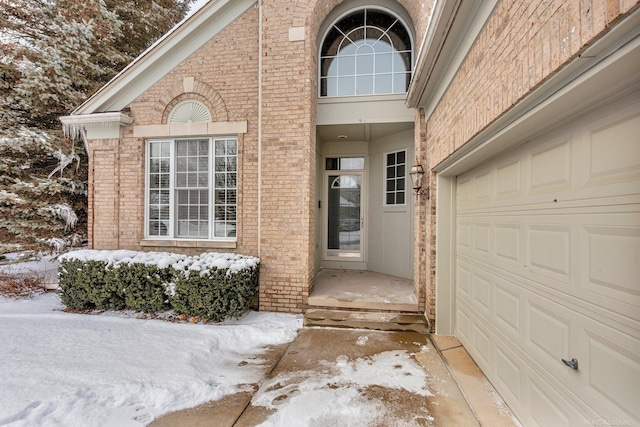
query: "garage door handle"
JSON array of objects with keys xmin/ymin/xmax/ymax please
[{"xmin": 562, "ymin": 358, "xmax": 578, "ymax": 370}]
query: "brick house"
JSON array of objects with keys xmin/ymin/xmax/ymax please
[{"xmin": 62, "ymin": 0, "xmax": 639, "ymax": 425}]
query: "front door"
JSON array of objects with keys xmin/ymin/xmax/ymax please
[{"xmin": 324, "ymin": 171, "xmax": 364, "ymax": 261}]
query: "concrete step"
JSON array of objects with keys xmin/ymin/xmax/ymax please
[{"xmin": 304, "ymin": 309, "xmax": 430, "ymax": 334}]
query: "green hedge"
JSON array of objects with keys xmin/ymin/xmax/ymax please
[{"xmin": 58, "ymin": 250, "xmax": 259, "ymax": 321}]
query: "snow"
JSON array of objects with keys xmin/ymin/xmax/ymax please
[
  {"xmin": 0, "ymin": 253, "xmax": 59, "ymax": 287},
  {"xmin": 39, "ymin": 203, "xmax": 78, "ymax": 231},
  {"xmin": 0, "ymin": 293, "xmax": 302, "ymax": 426},
  {"xmin": 1, "ymin": 252, "xmax": 439, "ymax": 426},
  {"xmin": 59, "ymin": 249, "xmax": 259, "ymax": 275},
  {"xmin": 253, "ymin": 350, "xmax": 432, "ymax": 426}
]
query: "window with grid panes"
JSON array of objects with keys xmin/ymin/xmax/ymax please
[
  {"xmin": 385, "ymin": 149, "xmax": 406, "ymax": 205},
  {"xmin": 320, "ymin": 8, "xmax": 413, "ymax": 97},
  {"xmin": 146, "ymin": 138, "xmax": 237, "ymax": 240}
]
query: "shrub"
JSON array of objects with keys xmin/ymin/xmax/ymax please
[
  {"xmin": 171, "ymin": 263, "xmax": 259, "ymax": 321},
  {"xmin": 120, "ymin": 263, "xmax": 173, "ymax": 313},
  {"xmin": 58, "ymin": 250, "xmax": 259, "ymax": 320},
  {"xmin": 58, "ymin": 259, "xmax": 123, "ymax": 310}
]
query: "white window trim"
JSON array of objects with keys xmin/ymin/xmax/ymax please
[
  {"xmin": 144, "ymin": 137, "xmax": 238, "ymax": 243},
  {"xmin": 383, "ymin": 148, "xmax": 407, "ymax": 206}
]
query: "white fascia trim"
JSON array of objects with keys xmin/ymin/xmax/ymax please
[
  {"xmin": 60, "ymin": 112, "xmax": 134, "ymax": 126},
  {"xmin": 60, "ymin": 112, "xmax": 134, "ymax": 150},
  {"xmin": 406, "ymin": 0, "xmax": 498, "ymax": 115},
  {"xmin": 73, "ymin": 0, "xmax": 256, "ymax": 115}
]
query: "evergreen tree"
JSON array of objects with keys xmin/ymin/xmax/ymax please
[{"xmin": 0, "ymin": 0, "xmax": 195, "ymax": 254}]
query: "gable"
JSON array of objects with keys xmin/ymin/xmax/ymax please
[{"xmin": 74, "ymin": 0, "xmax": 256, "ymax": 115}]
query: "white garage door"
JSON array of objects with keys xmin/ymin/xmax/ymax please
[{"xmin": 455, "ymin": 100, "xmax": 640, "ymax": 426}]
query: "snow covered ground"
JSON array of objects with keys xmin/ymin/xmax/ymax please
[
  {"xmin": 0, "ymin": 253, "xmax": 446, "ymax": 426},
  {"xmin": 0, "ymin": 253, "xmax": 59, "ymax": 288},
  {"xmin": 0, "ymin": 293, "xmax": 301, "ymax": 427}
]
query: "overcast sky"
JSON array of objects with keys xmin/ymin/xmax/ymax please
[{"xmin": 187, "ymin": 0, "xmax": 210, "ymax": 18}]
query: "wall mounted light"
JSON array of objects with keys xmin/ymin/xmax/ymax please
[{"xmin": 409, "ymin": 159, "xmax": 430, "ymax": 199}]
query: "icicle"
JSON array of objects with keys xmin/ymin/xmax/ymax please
[
  {"xmin": 62, "ymin": 121, "xmax": 89, "ymax": 153},
  {"xmin": 48, "ymin": 150, "xmax": 78, "ymax": 179},
  {"xmin": 40, "ymin": 204, "xmax": 78, "ymax": 231}
]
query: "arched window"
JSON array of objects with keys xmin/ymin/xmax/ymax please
[{"xmin": 320, "ymin": 8, "xmax": 412, "ymax": 97}]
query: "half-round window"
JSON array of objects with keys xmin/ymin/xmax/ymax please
[
  {"xmin": 320, "ymin": 8, "xmax": 412, "ymax": 97},
  {"xmin": 168, "ymin": 100, "xmax": 212, "ymax": 123}
]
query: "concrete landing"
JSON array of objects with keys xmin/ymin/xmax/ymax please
[
  {"xmin": 304, "ymin": 308, "xmax": 430, "ymax": 334},
  {"xmin": 309, "ymin": 269, "xmax": 418, "ymax": 312}
]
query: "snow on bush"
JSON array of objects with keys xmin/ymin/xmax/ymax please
[
  {"xmin": 58, "ymin": 250, "xmax": 261, "ymax": 320},
  {"xmin": 59, "ymin": 249, "xmax": 260, "ymax": 275}
]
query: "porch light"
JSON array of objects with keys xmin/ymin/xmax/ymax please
[{"xmin": 409, "ymin": 159, "xmax": 429, "ymax": 199}]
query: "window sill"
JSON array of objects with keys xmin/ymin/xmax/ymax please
[
  {"xmin": 140, "ymin": 239, "xmax": 237, "ymax": 250},
  {"xmin": 317, "ymin": 93, "xmax": 407, "ymax": 104}
]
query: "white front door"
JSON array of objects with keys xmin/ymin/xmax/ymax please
[{"xmin": 324, "ymin": 170, "xmax": 365, "ymax": 261}]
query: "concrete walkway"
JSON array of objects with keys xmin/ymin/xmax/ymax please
[{"xmin": 150, "ymin": 328, "xmax": 519, "ymax": 426}]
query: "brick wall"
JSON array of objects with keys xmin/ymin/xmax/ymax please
[
  {"xmin": 88, "ymin": 140, "xmax": 119, "ymax": 249},
  {"xmin": 86, "ymin": 0, "xmax": 433, "ymax": 314},
  {"xmin": 115, "ymin": 6, "xmax": 260, "ymax": 257},
  {"xmin": 426, "ymin": 0, "xmax": 639, "ymax": 170},
  {"xmin": 420, "ymin": 0, "xmax": 639, "ymax": 329},
  {"xmin": 257, "ymin": 0, "xmax": 433, "ymax": 313}
]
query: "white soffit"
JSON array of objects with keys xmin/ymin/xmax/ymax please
[{"xmin": 74, "ymin": 0, "xmax": 256, "ymax": 115}]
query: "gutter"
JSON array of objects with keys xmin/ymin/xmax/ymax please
[
  {"xmin": 405, "ymin": 0, "xmax": 461, "ymax": 108},
  {"xmin": 257, "ymin": 0, "xmax": 263, "ymax": 257}
]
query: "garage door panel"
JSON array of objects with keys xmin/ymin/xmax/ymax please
[
  {"xmin": 528, "ymin": 224, "xmax": 572, "ymax": 283},
  {"xmin": 583, "ymin": 224, "xmax": 640, "ymax": 315},
  {"xmin": 456, "ymin": 261, "xmax": 472, "ymax": 297},
  {"xmin": 457, "ymin": 106, "xmax": 640, "ymax": 212},
  {"xmin": 495, "ymin": 223, "xmax": 522, "ymax": 264},
  {"xmin": 472, "ymin": 321, "xmax": 492, "ymax": 368},
  {"xmin": 496, "ymin": 158, "xmax": 522, "ymax": 200},
  {"xmin": 456, "ymin": 303, "xmax": 472, "ymax": 344},
  {"xmin": 473, "ymin": 170, "xmax": 492, "ymax": 202},
  {"xmin": 527, "ymin": 301, "xmax": 572, "ymax": 375},
  {"xmin": 459, "ymin": 294, "xmax": 592, "ymax": 426},
  {"xmin": 459, "ymin": 211, "xmax": 639, "ymax": 317},
  {"xmin": 457, "ymin": 221, "xmax": 472, "ymax": 250},
  {"xmin": 582, "ymin": 328, "xmax": 640, "ymax": 420},
  {"xmin": 494, "ymin": 342, "xmax": 523, "ymax": 403},
  {"xmin": 495, "ymin": 279, "xmax": 521, "ymax": 336},
  {"xmin": 586, "ymin": 108, "xmax": 640, "ymax": 185},
  {"xmin": 472, "ymin": 222, "xmax": 491, "ymax": 255},
  {"xmin": 471, "ymin": 269, "xmax": 491, "ymax": 315},
  {"xmin": 528, "ymin": 379, "xmax": 574, "ymax": 427},
  {"xmin": 528, "ymin": 134, "xmax": 573, "ymax": 195},
  {"xmin": 456, "ymin": 175, "xmax": 473, "ymax": 205}
]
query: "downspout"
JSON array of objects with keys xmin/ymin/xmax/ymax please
[{"xmin": 257, "ymin": 0, "xmax": 263, "ymax": 257}]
